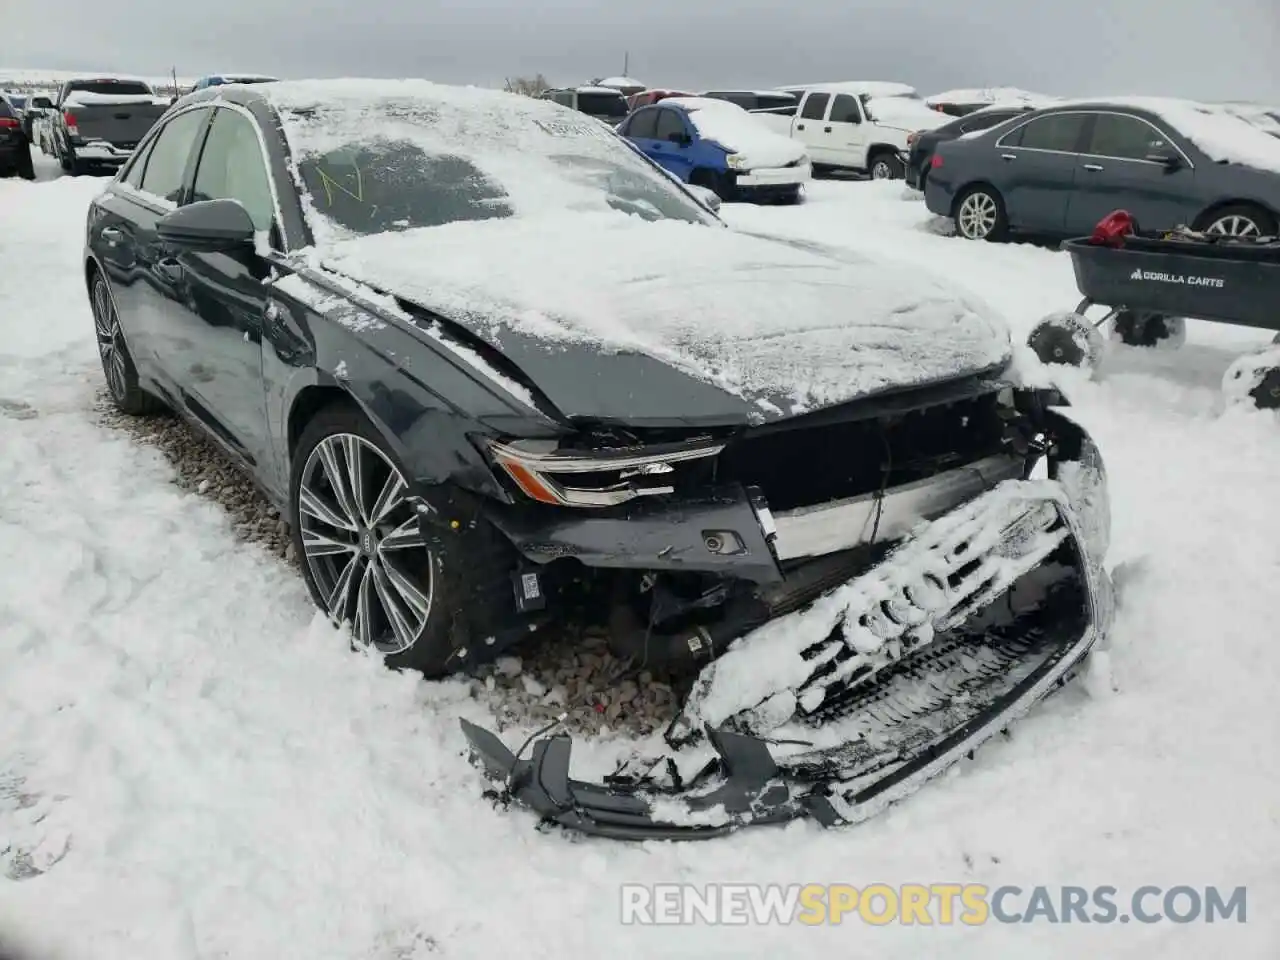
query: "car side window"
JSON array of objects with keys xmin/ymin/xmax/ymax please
[
  {"xmin": 190, "ymin": 107, "xmax": 276, "ymax": 232},
  {"xmin": 627, "ymin": 108, "xmax": 659, "ymax": 139},
  {"xmin": 963, "ymin": 111, "xmax": 1016, "ymax": 134},
  {"xmin": 138, "ymin": 108, "xmax": 210, "ymax": 204},
  {"xmin": 800, "ymin": 93, "xmax": 830, "ymax": 121},
  {"xmin": 1007, "ymin": 113, "xmax": 1086, "ymax": 153},
  {"xmin": 1087, "ymin": 113, "xmax": 1171, "ymax": 161},
  {"xmin": 121, "ymin": 135, "xmax": 156, "ymax": 188},
  {"xmin": 828, "ymin": 94, "xmax": 862, "ymax": 124},
  {"xmin": 654, "ymin": 109, "xmax": 687, "ymax": 141}
]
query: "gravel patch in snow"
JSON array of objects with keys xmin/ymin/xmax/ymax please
[{"xmin": 91, "ymin": 391, "xmax": 685, "ymax": 738}]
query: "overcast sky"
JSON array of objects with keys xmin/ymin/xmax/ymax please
[{"xmin": 7, "ymin": 0, "xmax": 1279, "ymax": 102}]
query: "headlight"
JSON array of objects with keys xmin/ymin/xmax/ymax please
[
  {"xmin": 484, "ymin": 437, "xmax": 724, "ymax": 508},
  {"xmin": 725, "ymin": 153, "xmax": 749, "ymax": 170}
]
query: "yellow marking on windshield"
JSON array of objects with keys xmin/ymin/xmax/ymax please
[{"xmin": 315, "ymin": 161, "xmax": 364, "ymax": 206}]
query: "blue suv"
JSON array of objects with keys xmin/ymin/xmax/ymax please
[{"xmin": 617, "ymin": 97, "xmax": 810, "ymax": 203}]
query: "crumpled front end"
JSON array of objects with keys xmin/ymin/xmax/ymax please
[{"xmin": 461, "ymin": 407, "xmax": 1113, "ymax": 840}]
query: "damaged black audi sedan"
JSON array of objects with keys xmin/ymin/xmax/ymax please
[{"xmin": 84, "ymin": 78, "xmax": 1114, "ymax": 838}]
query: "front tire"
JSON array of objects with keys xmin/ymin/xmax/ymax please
[
  {"xmin": 290, "ymin": 403, "xmax": 522, "ymax": 676},
  {"xmin": 953, "ymin": 185, "xmax": 1008, "ymax": 241}
]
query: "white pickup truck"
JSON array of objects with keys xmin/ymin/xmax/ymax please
[{"xmin": 752, "ymin": 82, "xmax": 950, "ymax": 179}]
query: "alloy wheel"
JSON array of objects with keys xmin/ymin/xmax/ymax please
[
  {"xmin": 91, "ymin": 279, "xmax": 128, "ymax": 402},
  {"xmin": 298, "ymin": 433, "xmax": 434, "ymax": 654},
  {"xmin": 1205, "ymin": 214, "xmax": 1260, "ymax": 237},
  {"xmin": 957, "ymin": 192, "xmax": 997, "ymax": 239},
  {"xmin": 872, "ymin": 160, "xmax": 893, "ymax": 179}
]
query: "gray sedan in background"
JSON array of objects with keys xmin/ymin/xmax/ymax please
[{"xmin": 924, "ymin": 100, "xmax": 1280, "ymax": 241}]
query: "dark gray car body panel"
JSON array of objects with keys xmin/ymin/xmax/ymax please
[
  {"xmin": 83, "ymin": 82, "xmax": 1009, "ymax": 586},
  {"xmin": 924, "ymin": 101, "xmax": 1280, "ymax": 237}
]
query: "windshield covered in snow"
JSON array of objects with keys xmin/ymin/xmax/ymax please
[{"xmin": 267, "ymin": 81, "xmax": 716, "ymax": 241}]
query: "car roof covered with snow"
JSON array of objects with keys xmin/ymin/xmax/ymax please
[
  {"xmin": 779, "ymin": 81, "xmax": 919, "ymax": 98},
  {"xmin": 927, "ymin": 87, "xmax": 1057, "ymax": 106}
]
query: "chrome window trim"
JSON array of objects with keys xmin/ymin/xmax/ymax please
[
  {"xmin": 994, "ymin": 108, "xmax": 1196, "ymax": 169},
  {"xmin": 198, "ymin": 99, "xmax": 291, "ymax": 252}
]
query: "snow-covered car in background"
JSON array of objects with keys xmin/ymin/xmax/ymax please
[
  {"xmin": 617, "ymin": 96, "xmax": 811, "ymax": 202},
  {"xmin": 538, "ymin": 85, "xmax": 630, "ymax": 125},
  {"xmin": 925, "ymin": 87, "xmax": 1060, "ymax": 117},
  {"xmin": 190, "ymin": 73, "xmax": 279, "ymax": 93},
  {"xmin": 754, "ymin": 82, "xmax": 950, "ymax": 179},
  {"xmin": 84, "ymin": 78, "xmax": 1113, "ymax": 839}
]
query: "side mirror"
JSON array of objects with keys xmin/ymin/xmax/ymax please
[
  {"xmin": 157, "ymin": 198, "xmax": 257, "ymax": 251},
  {"xmin": 686, "ymin": 183, "xmax": 721, "ymax": 213},
  {"xmin": 1146, "ymin": 153, "xmax": 1181, "ymax": 171}
]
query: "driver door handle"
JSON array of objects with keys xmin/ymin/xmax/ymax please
[
  {"xmin": 1000, "ymin": 153, "xmax": 1017, "ymax": 161},
  {"xmin": 1082, "ymin": 163, "xmax": 1104, "ymax": 171},
  {"xmin": 823, "ymin": 125, "xmax": 832, "ymax": 133}
]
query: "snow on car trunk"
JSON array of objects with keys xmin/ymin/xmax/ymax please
[{"xmin": 2, "ymin": 167, "xmax": 1278, "ymax": 960}]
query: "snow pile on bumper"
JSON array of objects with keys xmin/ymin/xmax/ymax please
[{"xmin": 461, "ymin": 477, "xmax": 1113, "ymax": 840}]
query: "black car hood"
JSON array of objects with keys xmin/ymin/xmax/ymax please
[{"xmin": 316, "ymin": 214, "xmax": 1012, "ymax": 426}]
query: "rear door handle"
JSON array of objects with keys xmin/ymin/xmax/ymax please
[
  {"xmin": 823, "ymin": 125, "xmax": 832, "ymax": 133},
  {"xmin": 1000, "ymin": 153, "xmax": 1017, "ymax": 161},
  {"xmin": 1082, "ymin": 163, "xmax": 1104, "ymax": 171}
]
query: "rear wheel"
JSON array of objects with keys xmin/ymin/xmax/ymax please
[
  {"xmin": 1195, "ymin": 203, "xmax": 1277, "ymax": 239},
  {"xmin": 90, "ymin": 272, "xmax": 164, "ymax": 415},
  {"xmin": 953, "ymin": 185, "xmax": 1008, "ymax": 241},
  {"xmin": 869, "ymin": 151, "xmax": 904, "ymax": 180},
  {"xmin": 15, "ymin": 145, "xmax": 34, "ymax": 180},
  {"xmin": 290, "ymin": 403, "xmax": 522, "ymax": 676}
]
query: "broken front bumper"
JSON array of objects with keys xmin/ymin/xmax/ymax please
[{"xmin": 461, "ymin": 472, "xmax": 1114, "ymax": 840}]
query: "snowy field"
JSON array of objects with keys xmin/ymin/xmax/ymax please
[{"xmin": 2, "ymin": 159, "xmax": 1279, "ymax": 959}]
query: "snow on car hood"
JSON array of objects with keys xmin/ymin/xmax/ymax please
[
  {"xmin": 313, "ymin": 212, "xmax": 1011, "ymax": 422},
  {"xmin": 865, "ymin": 96, "xmax": 950, "ymax": 132},
  {"xmin": 664, "ymin": 97, "xmax": 808, "ymax": 169}
]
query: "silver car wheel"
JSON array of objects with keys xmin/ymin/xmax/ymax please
[
  {"xmin": 91, "ymin": 278, "xmax": 128, "ymax": 401},
  {"xmin": 1205, "ymin": 214, "xmax": 1260, "ymax": 237},
  {"xmin": 298, "ymin": 433, "xmax": 434, "ymax": 654},
  {"xmin": 957, "ymin": 192, "xmax": 998, "ymax": 239}
]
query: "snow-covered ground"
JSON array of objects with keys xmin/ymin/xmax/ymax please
[{"xmin": 2, "ymin": 165, "xmax": 1278, "ymax": 959}]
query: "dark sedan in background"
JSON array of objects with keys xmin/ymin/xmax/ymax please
[
  {"xmin": 925, "ymin": 99, "xmax": 1280, "ymax": 241},
  {"xmin": 905, "ymin": 104, "xmax": 1033, "ymax": 190},
  {"xmin": 0, "ymin": 96, "xmax": 34, "ymax": 179}
]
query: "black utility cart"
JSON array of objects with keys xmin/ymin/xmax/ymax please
[{"xmin": 1027, "ymin": 210, "xmax": 1280, "ymax": 410}]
